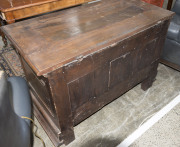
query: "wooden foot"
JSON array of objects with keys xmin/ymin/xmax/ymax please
[{"xmin": 141, "ymin": 62, "xmax": 158, "ymax": 91}]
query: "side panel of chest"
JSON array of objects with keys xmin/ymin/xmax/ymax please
[{"xmin": 19, "ymin": 57, "xmax": 61, "ymax": 142}]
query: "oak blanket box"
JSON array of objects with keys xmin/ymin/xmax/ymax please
[{"xmin": 1, "ymin": 0, "xmax": 174, "ymax": 146}]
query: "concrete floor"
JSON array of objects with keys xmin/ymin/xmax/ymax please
[{"xmin": 131, "ymin": 100, "xmax": 180, "ymax": 147}]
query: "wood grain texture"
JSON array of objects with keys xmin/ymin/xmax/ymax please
[
  {"xmin": 0, "ymin": 0, "xmax": 86, "ymax": 12},
  {"xmin": 48, "ymin": 70, "xmax": 75, "ymax": 145},
  {"xmin": 31, "ymin": 92, "xmax": 62, "ymax": 147},
  {"xmin": 0, "ymin": 0, "xmax": 90, "ymax": 47},
  {"xmin": 71, "ymin": 20, "xmax": 171, "ymax": 124},
  {"xmin": 1, "ymin": 0, "xmax": 174, "ymax": 76},
  {"xmin": 21, "ymin": 58, "xmax": 57, "ymax": 116},
  {"xmin": 0, "ymin": 0, "xmax": 90, "ymax": 23}
]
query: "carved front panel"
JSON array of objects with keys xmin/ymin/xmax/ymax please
[
  {"xmin": 68, "ymin": 64, "xmax": 109, "ymax": 111},
  {"xmin": 109, "ymin": 51, "xmax": 134, "ymax": 88},
  {"xmin": 62, "ymin": 21, "xmax": 168, "ymax": 124},
  {"xmin": 137, "ymin": 39, "xmax": 158, "ymax": 70}
]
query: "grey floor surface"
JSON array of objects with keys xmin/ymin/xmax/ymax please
[{"xmin": 131, "ymin": 100, "xmax": 180, "ymax": 147}]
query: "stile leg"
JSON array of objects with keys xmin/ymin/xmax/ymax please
[{"xmin": 48, "ymin": 69, "xmax": 75, "ymax": 145}]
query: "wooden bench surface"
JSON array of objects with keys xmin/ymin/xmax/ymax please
[{"xmin": 1, "ymin": 0, "xmax": 173, "ymax": 76}]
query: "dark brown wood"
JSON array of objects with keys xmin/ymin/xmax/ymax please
[
  {"xmin": 48, "ymin": 70, "xmax": 75, "ymax": 145},
  {"xmin": 141, "ymin": 61, "xmax": 158, "ymax": 91},
  {"xmin": 19, "ymin": 54, "xmax": 62, "ymax": 145},
  {"xmin": 1, "ymin": 0, "xmax": 174, "ymax": 76},
  {"xmin": 167, "ymin": 0, "xmax": 173, "ymax": 10},
  {"xmin": 73, "ymin": 65, "xmax": 152, "ymax": 124},
  {"xmin": 1, "ymin": 0, "xmax": 174, "ymax": 146},
  {"xmin": 72, "ymin": 20, "xmax": 171, "ymax": 124},
  {"xmin": 32, "ymin": 93, "xmax": 63, "ymax": 147}
]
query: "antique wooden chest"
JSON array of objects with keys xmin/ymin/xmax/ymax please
[{"xmin": 1, "ymin": 0, "xmax": 173, "ymax": 146}]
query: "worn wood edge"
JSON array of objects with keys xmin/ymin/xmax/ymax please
[
  {"xmin": 1, "ymin": 11, "xmax": 174, "ymax": 77},
  {"xmin": 48, "ymin": 70, "xmax": 75, "ymax": 145},
  {"xmin": 0, "ymin": 27, "xmax": 41, "ymax": 74},
  {"xmin": 31, "ymin": 91, "xmax": 63, "ymax": 147},
  {"xmin": 36, "ymin": 15, "xmax": 174, "ymax": 76},
  {"xmin": 160, "ymin": 58, "xmax": 180, "ymax": 71}
]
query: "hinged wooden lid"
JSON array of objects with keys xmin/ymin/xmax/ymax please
[{"xmin": 1, "ymin": 0, "xmax": 174, "ymax": 76}]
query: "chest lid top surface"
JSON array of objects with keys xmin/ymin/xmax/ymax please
[{"xmin": 2, "ymin": 0, "xmax": 173, "ymax": 76}]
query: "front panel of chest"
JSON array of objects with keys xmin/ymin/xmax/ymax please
[{"xmin": 62, "ymin": 20, "xmax": 169, "ymax": 125}]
